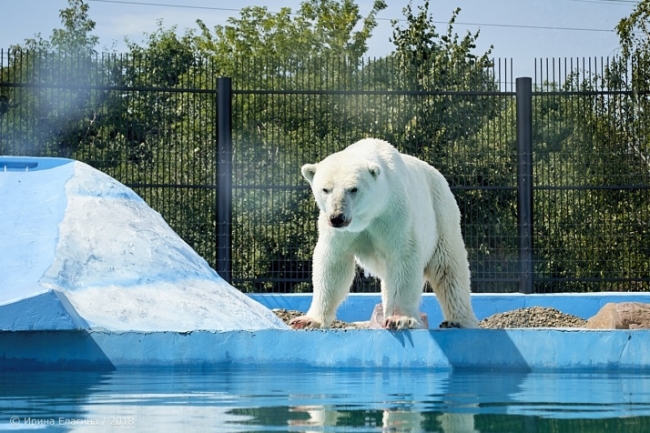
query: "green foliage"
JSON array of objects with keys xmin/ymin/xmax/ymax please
[
  {"xmin": 1, "ymin": 0, "xmax": 100, "ymax": 157},
  {"xmin": 193, "ymin": 0, "xmax": 386, "ymax": 76},
  {"xmin": 391, "ymin": 2, "xmax": 494, "ymax": 87},
  {"xmin": 450, "ymin": 97, "xmax": 518, "ymax": 292},
  {"xmin": 617, "ymin": 0, "xmax": 650, "ymax": 90},
  {"xmin": 386, "ymin": 2, "xmax": 498, "ymax": 159},
  {"xmin": 12, "ymin": 0, "xmax": 98, "ymax": 54},
  {"xmin": 188, "ymin": 0, "xmax": 390, "ymax": 291},
  {"xmin": 522, "ymin": 1, "xmax": 650, "ymax": 292},
  {"xmin": 530, "ymin": 76, "xmax": 650, "ymax": 291}
]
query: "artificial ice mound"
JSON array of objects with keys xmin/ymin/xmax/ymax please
[{"xmin": 0, "ymin": 156, "xmax": 287, "ymax": 332}]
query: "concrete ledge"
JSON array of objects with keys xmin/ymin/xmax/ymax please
[
  {"xmin": 0, "ymin": 327, "xmax": 648, "ymax": 371},
  {"xmin": 2, "ymin": 293, "xmax": 650, "ymax": 371},
  {"xmin": 0, "ymin": 290, "xmax": 89, "ymax": 331}
]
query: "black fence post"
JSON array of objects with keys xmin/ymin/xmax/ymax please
[
  {"xmin": 216, "ymin": 77, "xmax": 233, "ymax": 284},
  {"xmin": 516, "ymin": 77, "xmax": 534, "ymax": 294}
]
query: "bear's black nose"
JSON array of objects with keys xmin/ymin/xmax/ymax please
[{"xmin": 329, "ymin": 214, "xmax": 347, "ymax": 227}]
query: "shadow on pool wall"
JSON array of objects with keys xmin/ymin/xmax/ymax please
[{"xmin": 1, "ymin": 156, "xmax": 650, "ymax": 371}]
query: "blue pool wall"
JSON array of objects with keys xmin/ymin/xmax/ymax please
[
  {"xmin": 249, "ymin": 292, "xmax": 650, "ymax": 324},
  {"xmin": 2, "ymin": 293, "xmax": 650, "ymax": 371}
]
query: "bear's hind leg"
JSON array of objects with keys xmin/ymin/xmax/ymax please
[{"xmin": 425, "ymin": 254, "xmax": 478, "ymax": 329}]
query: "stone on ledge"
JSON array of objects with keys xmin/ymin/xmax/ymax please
[{"xmin": 586, "ymin": 302, "xmax": 650, "ymax": 329}]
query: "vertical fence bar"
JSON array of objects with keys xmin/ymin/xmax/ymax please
[
  {"xmin": 516, "ymin": 77, "xmax": 534, "ymax": 294},
  {"xmin": 216, "ymin": 77, "xmax": 233, "ymax": 283}
]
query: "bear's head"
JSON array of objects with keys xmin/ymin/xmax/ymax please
[{"xmin": 301, "ymin": 153, "xmax": 385, "ymax": 233}]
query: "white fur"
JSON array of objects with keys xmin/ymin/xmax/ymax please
[{"xmin": 291, "ymin": 138, "xmax": 478, "ymax": 330}]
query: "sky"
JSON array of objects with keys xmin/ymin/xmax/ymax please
[{"xmin": 0, "ymin": 0, "xmax": 639, "ymax": 81}]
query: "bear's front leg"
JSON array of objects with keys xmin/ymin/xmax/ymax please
[
  {"xmin": 289, "ymin": 240, "xmax": 356, "ymax": 329},
  {"xmin": 380, "ymin": 265, "xmax": 426, "ymax": 330}
]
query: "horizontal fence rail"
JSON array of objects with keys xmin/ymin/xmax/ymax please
[{"xmin": 1, "ymin": 51, "xmax": 649, "ymax": 294}]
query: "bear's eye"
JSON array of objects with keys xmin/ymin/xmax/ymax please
[
  {"xmin": 322, "ymin": 188, "xmax": 330, "ymax": 194},
  {"xmin": 350, "ymin": 187, "xmax": 358, "ymax": 193}
]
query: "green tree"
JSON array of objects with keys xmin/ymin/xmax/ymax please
[
  {"xmin": 1, "ymin": 1, "xmax": 218, "ymax": 269},
  {"xmin": 611, "ymin": 0, "xmax": 650, "ymax": 177},
  {"xmin": 448, "ymin": 96, "xmax": 517, "ymax": 293},
  {"xmin": 0, "ymin": 0, "xmax": 100, "ymax": 157},
  {"xmin": 193, "ymin": 0, "xmax": 386, "ymax": 77},
  {"xmin": 617, "ymin": 0, "xmax": 650, "ymax": 90},
  {"xmin": 387, "ymin": 2, "xmax": 497, "ymax": 158},
  {"xmin": 359, "ymin": 2, "xmax": 509, "ymax": 292},
  {"xmin": 93, "ymin": 25, "xmax": 218, "ymax": 267},
  {"xmin": 12, "ymin": 0, "xmax": 98, "ymax": 54}
]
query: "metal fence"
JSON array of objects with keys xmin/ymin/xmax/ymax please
[
  {"xmin": 530, "ymin": 58, "xmax": 650, "ymax": 293},
  {"xmin": 1, "ymin": 51, "xmax": 648, "ymax": 293}
]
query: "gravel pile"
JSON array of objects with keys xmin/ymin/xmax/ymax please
[
  {"xmin": 478, "ymin": 306, "xmax": 587, "ymax": 328},
  {"xmin": 273, "ymin": 306, "xmax": 587, "ymax": 329},
  {"xmin": 272, "ymin": 309, "xmax": 359, "ymax": 329}
]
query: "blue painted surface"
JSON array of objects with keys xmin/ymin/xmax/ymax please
[
  {"xmin": 95, "ymin": 327, "xmax": 644, "ymax": 370},
  {"xmin": 250, "ymin": 292, "xmax": 650, "ymax": 322},
  {"xmin": 1, "ymin": 292, "xmax": 650, "ymax": 371},
  {"xmin": 0, "ymin": 156, "xmax": 73, "ymax": 172},
  {"xmin": 0, "ymin": 290, "xmax": 88, "ymax": 331},
  {"xmin": 1, "ymin": 324, "xmax": 649, "ymax": 371},
  {"xmin": 0, "ymin": 157, "xmax": 74, "ymax": 307},
  {"xmin": 0, "ymin": 156, "xmax": 285, "ymax": 332}
]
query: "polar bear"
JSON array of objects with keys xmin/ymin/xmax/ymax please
[{"xmin": 290, "ymin": 138, "xmax": 478, "ymax": 330}]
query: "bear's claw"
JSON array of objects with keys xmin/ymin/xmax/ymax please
[
  {"xmin": 439, "ymin": 321, "xmax": 462, "ymax": 329},
  {"xmin": 289, "ymin": 316, "xmax": 322, "ymax": 329},
  {"xmin": 383, "ymin": 315, "xmax": 420, "ymax": 330}
]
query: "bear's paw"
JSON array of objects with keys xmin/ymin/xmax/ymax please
[
  {"xmin": 439, "ymin": 321, "xmax": 463, "ymax": 329},
  {"xmin": 289, "ymin": 316, "xmax": 323, "ymax": 329},
  {"xmin": 383, "ymin": 315, "xmax": 421, "ymax": 330}
]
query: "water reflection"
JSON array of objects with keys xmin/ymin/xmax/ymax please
[{"xmin": 1, "ymin": 368, "xmax": 650, "ymax": 432}]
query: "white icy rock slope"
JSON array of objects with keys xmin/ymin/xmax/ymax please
[{"xmin": 2, "ymin": 157, "xmax": 287, "ymax": 331}]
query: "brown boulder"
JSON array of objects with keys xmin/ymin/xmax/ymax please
[{"xmin": 586, "ymin": 302, "xmax": 650, "ymax": 329}]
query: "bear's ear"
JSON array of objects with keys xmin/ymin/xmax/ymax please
[
  {"xmin": 368, "ymin": 163, "xmax": 380, "ymax": 179},
  {"xmin": 301, "ymin": 163, "xmax": 317, "ymax": 183}
]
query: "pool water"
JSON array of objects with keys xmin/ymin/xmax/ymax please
[{"xmin": 1, "ymin": 368, "xmax": 649, "ymax": 432}]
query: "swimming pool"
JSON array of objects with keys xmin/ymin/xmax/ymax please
[{"xmin": 2, "ymin": 367, "xmax": 649, "ymax": 432}]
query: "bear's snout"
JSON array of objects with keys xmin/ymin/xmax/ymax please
[{"xmin": 328, "ymin": 213, "xmax": 350, "ymax": 228}]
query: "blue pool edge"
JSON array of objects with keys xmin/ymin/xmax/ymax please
[
  {"xmin": 2, "ymin": 293, "xmax": 650, "ymax": 371},
  {"xmin": 1, "ymin": 327, "xmax": 647, "ymax": 371}
]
